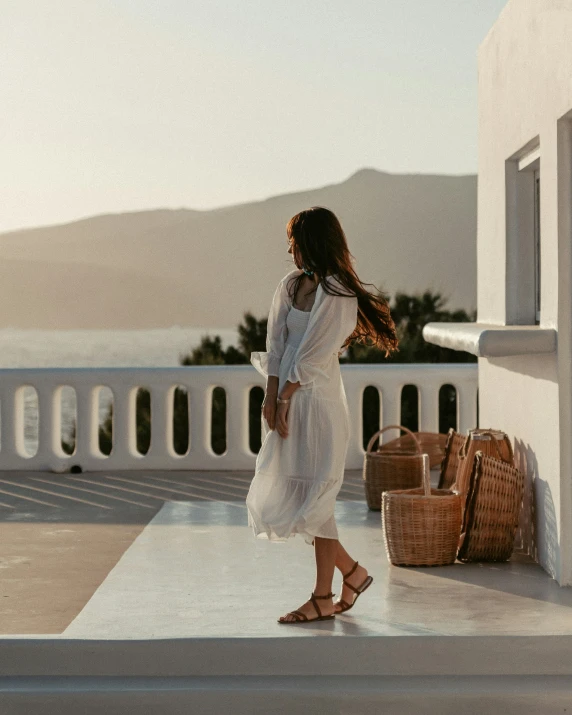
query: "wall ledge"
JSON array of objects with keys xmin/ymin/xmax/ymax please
[{"xmin": 422, "ymin": 322, "xmax": 557, "ymax": 357}]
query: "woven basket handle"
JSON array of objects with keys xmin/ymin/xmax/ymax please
[
  {"xmin": 479, "ymin": 430, "xmax": 506, "ymax": 461},
  {"xmin": 486, "ymin": 430, "xmax": 514, "ymax": 464},
  {"xmin": 422, "ymin": 453, "xmax": 431, "ymax": 497},
  {"xmin": 365, "ymin": 424, "xmax": 422, "ymax": 455},
  {"xmin": 460, "ymin": 432, "xmax": 470, "ymax": 458}
]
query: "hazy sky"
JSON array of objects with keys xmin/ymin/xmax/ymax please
[{"xmin": 1, "ymin": 0, "xmax": 507, "ymax": 233}]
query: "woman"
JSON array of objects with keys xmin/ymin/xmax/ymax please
[{"xmin": 247, "ymin": 206, "xmax": 399, "ymax": 624}]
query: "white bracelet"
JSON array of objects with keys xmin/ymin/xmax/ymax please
[{"xmin": 277, "ymin": 398, "xmax": 290, "ymax": 404}]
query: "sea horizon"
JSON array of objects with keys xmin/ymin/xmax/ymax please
[
  {"xmin": 0, "ymin": 327, "xmax": 241, "ymax": 452},
  {"xmin": 0, "ymin": 326, "xmax": 241, "ymax": 369}
]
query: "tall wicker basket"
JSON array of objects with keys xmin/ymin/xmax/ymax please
[
  {"xmin": 455, "ymin": 429, "xmax": 514, "ymax": 508},
  {"xmin": 383, "ymin": 454, "xmax": 463, "ymax": 567},
  {"xmin": 363, "ymin": 425, "xmax": 425, "ymax": 511},
  {"xmin": 457, "ymin": 450, "xmax": 525, "ymax": 563}
]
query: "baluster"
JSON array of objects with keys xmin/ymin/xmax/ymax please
[
  {"xmin": 0, "ymin": 385, "xmax": 22, "ymax": 459},
  {"xmin": 109, "ymin": 384, "xmax": 137, "ymax": 464},
  {"xmin": 149, "ymin": 384, "xmax": 172, "ymax": 459},
  {"xmin": 457, "ymin": 382, "xmax": 478, "ymax": 434},
  {"xmin": 74, "ymin": 384, "xmax": 101, "ymax": 461},
  {"xmin": 36, "ymin": 384, "xmax": 60, "ymax": 459},
  {"xmin": 418, "ymin": 383, "xmax": 440, "ymax": 433},
  {"xmin": 188, "ymin": 384, "xmax": 213, "ymax": 468},
  {"xmin": 380, "ymin": 386, "xmax": 400, "ymax": 439},
  {"xmin": 224, "ymin": 382, "xmax": 250, "ymax": 467}
]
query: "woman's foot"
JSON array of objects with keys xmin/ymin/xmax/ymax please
[
  {"xmin": 333, "ymin": 562, "xmax": 370, "ymax": 614},
  {"xmin": 278, "ymin": 592, "xmax": 335, "ymax": 623}
]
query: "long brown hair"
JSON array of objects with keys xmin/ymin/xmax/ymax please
[{"xmin": 286, "ymin": 206, "xmax": 399, "ymax": 356}]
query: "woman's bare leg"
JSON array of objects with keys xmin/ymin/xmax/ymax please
[
  {"xmin": 333, "ymin": 540, "xmax": 370, "ymax": 613},
  {"xmin": 278, "ymin": 537, "xmax": 337, "ymax": 623},
  {"xmin": 335, "ymin": 540, "xmax": 357, "ymax": 575},
  {"xmin": 313, "ymin": 536, "xmax": 338, "ymax": 595}
]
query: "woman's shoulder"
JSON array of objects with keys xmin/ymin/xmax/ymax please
[
  {"xmin": 323, "ymin": 274, "xmax": 357, "ymax": 298},
  {"xmin": 283, "ymin": 267, "xmax": 303, "ymax": 281},
  {"xmin": 280, "ymin": 267, "xmax": 303, "ymax": 291},
  {"xmin": 275, "ymin": 269, "xmax": 356, "ymax": 299}
]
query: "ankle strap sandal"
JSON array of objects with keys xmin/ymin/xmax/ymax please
[
  {"xmin": 335, "ymin": 561, "xmax": 374, "ymax": 614},
  {"xmin": 278, "ymin": 591, "xmax": 336, "ymax": 624}
]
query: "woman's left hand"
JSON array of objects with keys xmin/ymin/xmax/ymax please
[{"xmin": 275, "ymin": 401, "xmax": 290, "ymax": 438}]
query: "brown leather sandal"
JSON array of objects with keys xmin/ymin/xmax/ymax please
[
  {"xmin": 277, "ymin": 591, "xmax": 336, "ymax": 624},
  {"xmin": 334, "ymin": 561, "xmax": 374, "ymax": 614}
]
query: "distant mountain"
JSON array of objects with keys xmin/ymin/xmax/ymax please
[{"xmin": 0, "ymin": 169, "xmax": 476, "ymax": 329}]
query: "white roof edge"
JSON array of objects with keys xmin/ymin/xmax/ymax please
[
  {"xmin": 478, "ymin": 0, "xmax": 514, "ymax": 58},
  {"xmin": 422, "ymin": 322, "xmax": 557, "ymax": 357}
]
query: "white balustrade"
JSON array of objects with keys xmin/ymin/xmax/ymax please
[{"xmin": 0, "ymin": 364, "xmax": 478, "ymax": 472}]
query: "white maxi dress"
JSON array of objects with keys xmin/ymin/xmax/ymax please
[{"xmin": 247, "ymin": 268, "xmax": 358, "ymax": 545}]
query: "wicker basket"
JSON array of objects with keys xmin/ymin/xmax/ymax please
[
  {"xmin": 382, "ymin": 454, "xmax": 463, "ymax": 566},
  {"xmin": 378, "ymin": 431, "xmax": 449, "ymax": 469},
  {"xmin": 455, "ymin": 429, "xmax": 514, "ymax": 508},
  {"xmin": 457, "ymin": 450, "xmax": 525, "ymax": 563},
  {"xmin": 438, "ymin": 428, "xmax": 466, "ymax": 490},
  {"xmin": 363, "ymin": 425, "xmax": 425, "ymax": 511}
]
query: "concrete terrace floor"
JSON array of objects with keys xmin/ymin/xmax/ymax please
[
  {"xmin": 2, "ymin": 467, "xmax": 572, "ymax": 639},
  {"xmin": 0, "ymin": 468, "xmax": 364, "ymax": 635}
]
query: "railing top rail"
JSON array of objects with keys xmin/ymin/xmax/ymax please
[{"xmin": 0, "ymin": 362, "xmax": 478, "ymax": 376}]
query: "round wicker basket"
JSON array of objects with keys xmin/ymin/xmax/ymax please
[
  {"xmin": 362, "ymin": 425, "xmax": 425, "ymax": 511},
  {"xmin": 382, "ymin": 454, "xmax": 463, "ymax": 567}
]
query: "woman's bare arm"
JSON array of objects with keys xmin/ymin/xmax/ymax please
[{"xmin": 278, "ymin": 380, "xmax": 300, "ymax": 401}]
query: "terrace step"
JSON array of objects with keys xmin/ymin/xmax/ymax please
[{"xmin": 1, "ymin": 673, "xmax": 572, "ymax": 715}]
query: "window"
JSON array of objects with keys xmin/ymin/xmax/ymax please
[{"xmin": 505, "ymin": 140, "xmax": 541, "ymax": 325}]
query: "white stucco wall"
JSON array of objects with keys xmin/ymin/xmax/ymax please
[{"xmin": 478, "ymin": 0, "xmax": 572, "ymax": 583}]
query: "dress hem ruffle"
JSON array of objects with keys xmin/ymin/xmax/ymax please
[
  {"xmin": 246, "ymin": 472, "xmax": 341, "ymax": 546},
  {"xmin": 247, "ymin": 515, "xmax": 339, "ymax": 546}
]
